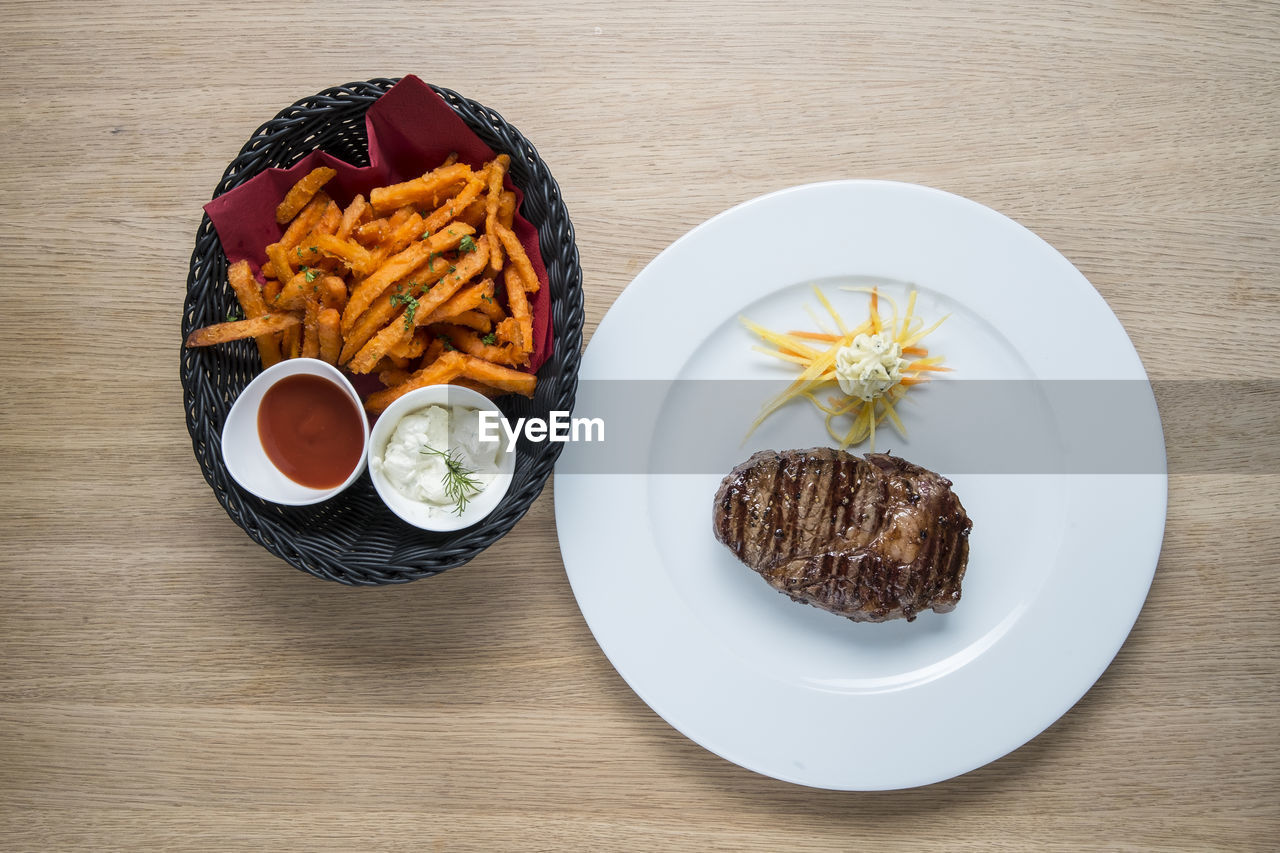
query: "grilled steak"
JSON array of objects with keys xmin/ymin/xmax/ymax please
[{"xmin": 713, "ymin": 449, "xmax": 972, "ymax": 622}]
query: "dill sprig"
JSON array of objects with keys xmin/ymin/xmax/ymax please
[{"xmin": 419, "ymin": 444, "xmax": 483, "ymax": 515}]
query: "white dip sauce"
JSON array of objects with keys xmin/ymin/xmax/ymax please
[{"xmin": 373, "ymin": 404, "xmax": 502, "ymax": 515}]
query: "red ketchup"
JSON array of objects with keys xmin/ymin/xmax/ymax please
[{"xmin": 257, "ymin": 374, "xmax": 365, "ymax": 488}]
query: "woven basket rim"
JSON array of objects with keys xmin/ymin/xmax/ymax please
[{"xmin": 179, "ymin": 78, "xmax": 584, "ymax": 585}]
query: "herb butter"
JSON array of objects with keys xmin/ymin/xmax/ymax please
[{"xmin": 834, "ymin": 332, "xmax": 908, "ymax": 402}]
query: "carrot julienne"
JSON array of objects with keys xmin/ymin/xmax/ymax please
[{"xmin": 741, "ymin": 285, "xmax": 949, "ymax": 450}]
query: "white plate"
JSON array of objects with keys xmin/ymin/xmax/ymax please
[{"xmin": 553, "ymin": 181, "xmax": 1166, "ymax": 790}]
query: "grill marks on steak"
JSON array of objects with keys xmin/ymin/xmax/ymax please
[{"xmin": 713, "ymin": 448, "xmax": 972, "ymax": 622}]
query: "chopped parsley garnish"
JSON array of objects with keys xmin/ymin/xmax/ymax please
[
  {"xmin": 390, "ymin": 290, "xmax": 419, "ymax": 329},
  {"xmin": 458, "ymin": 234, "xmax": 477, "ymax": 253},
  {"xmin": 481, "ymin": 332, "xmax": 497, "ymax": 345}
]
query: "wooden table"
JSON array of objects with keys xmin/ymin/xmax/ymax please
[{"xmin": 3, "ymin": 1, "xmax": 1277, "ymax": 849}]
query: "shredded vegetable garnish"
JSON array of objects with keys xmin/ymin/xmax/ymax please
[{"xmin": 741, "ymin": 286, "xmax": 950, "ymax": 450}]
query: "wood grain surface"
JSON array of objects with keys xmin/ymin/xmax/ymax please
[{"xmin": 2, "ymin": 1, "xmax": 1277, "ymax": 850}]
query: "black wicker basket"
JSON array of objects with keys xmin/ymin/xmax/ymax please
[{"xmin": 180, "ymin": 79, "xmax": 584, "ymax": 585}]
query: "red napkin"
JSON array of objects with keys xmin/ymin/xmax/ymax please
[{"xmin": 204, "ymin": 75, "xmax": 553, "ymax": 372}]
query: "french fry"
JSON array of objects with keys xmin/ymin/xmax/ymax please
[
  {"xmin": 397, "ymin": 235, "xmax": 492, "ymax": 330},
  {"xmin": 429, "ymin": 222, "xmax": 478, "ymax": 260},
  {"xmin": 474, "ymin": 290, "xmax": 505, "ymax": 322},
  {"xmin": 318, "ymin": 275, "xmax": 347, "ymax": 312},
  {"xmin": 435, "ymin": 324, "xmax": 524, "ymax": 366},
  {"xmin": 265, "ymin": 242, "xmax": 295, "ymax": 285},
  {"xmin": 282, "ymin": 323, "xmax": 301, "ymax": 360},
  {"xmin": 422, "ymin": 277, "xmax": 495, "ymax": 325},
  {"xmin": 419, "ymin": 336, "xmax": 447, "ymax": 368},
  {"xmin": 294, "ymin": 201, "xmax": 343, "ymax": 274},
  {"xmin": 389, "ymin": 327, "xmax": 430, "ymax": 360},
  {"xmin": 338, "ymin": 263, "xmax": 452, "ymax": 364},
  {"xmin": 346, "ymin": 236, "xmax": 490, "ymax": 374},
  {"xmin": 347, "ymin": 303, "xmax": 442, "ymax": 376},
  {"xmin": 273, "ymin": 268, "xmax": 331, "ymax": 311},
  {"xmin": 226, "ymin": 260, "xmax": 283, "ymax": 368},
  {"xmin": 340, "ymin": 223, "xmax": 476, "ymax": 334},
  {"xmin": 301, "ymin": 294, "xmax": 321, "ymax": 359},
  {"xmin": 273, "ymin": 270, "xmax": 307, "ymax": 310},
  {"xmin": 498, "ymin": 190, "xmax": 516, "ymax": 228},
  {"xmin": 456, "ymin": 353, "xmax": 536, "ymax": 397},
  {"xmin": 488, "ymin": 191, "xmax": 518, "ymax": 285},
  {"xmin": 279, "ymin": 192, "xmax": 330, "ymax": 251},
  {"xmin": 458, "ymin": 197, "xmax": 486, "ymax": 229},
  {"xmin": 441, "ymin": 310, "xmax": 492, "ymax": 333},
  {"xmin": 291, "ymin": 242, "xmax": 327, "ymax": 270},
  {"xmin": 493, "ymin": 221, "xmax": 539, "ymax": 294},
  {"xmin": 311, "ymin": 232, "xmax": 375, "ymax": 276},
  {"xmin": 277, "ymin": 166, "xmax": 337, "ymax": 224},
  {"xmin": 317, "ymin": 308, "xmax": 341, "ymax": 364},
  {"xmin": 366, "ymin": 211, "xmax": 426, "ymax": 268},
  {"xmin": 226, "ymin": 260, "xmax": 268, "ymax": 316},
  {"xmin": 370, "ymin": 162, "xmax": 472, "ymax": 214},
  {"xmin": 340, "ymin": 242, "xmax": 433, "ymax": 335},
  {"xmin": 262, "ymin": 276, "xmax": 282, "ymax": 304},
  {"xmin": 312, "ymin": 199, "xmax": 341, "ymax": 238},
  {"xmin": 504, "ymin": 266, "xmax": 534, "ymax": 355},
  {"xmin": 185, "ymin": 312, "xmax": 300, "ymax": 348},
  {"xmin": 336, "ymin": 194, "xmax": 368, "ymax": 240},
  {"xmin": 196, "ymin": 153, "xmax": 543, "ymax": 411},
  {"xmin": 354, "ymin": 217, "xmax": 388, "ymax": 245},
  {"xmin": 484, "ymin": 154, "xmax": 509, "ymax": 272},
  {"xmin": 494, "ymin": 316, "xmax": 522, "ymax": 349},
  {"xmin": 364, "ymin": 351, "xmax": 469, "ymax": 413},
  {"xmin": 377, "ymin": 366, "xmax": 412, "ymax": 388},
  {"xmin": 422, "ymin": 171, "xmax": 487, "ymax": 235},
  {"xmin": 387, "ymin": 205, "xmax": 415, "ymax": 230}
]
